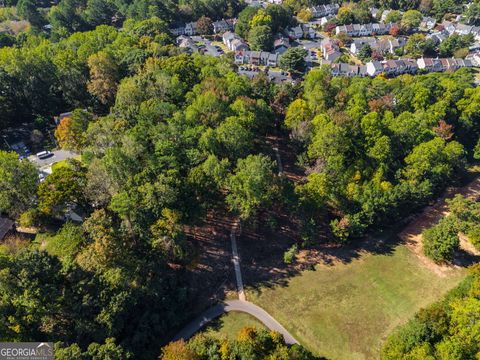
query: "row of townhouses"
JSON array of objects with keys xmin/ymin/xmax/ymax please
[
  {"xmin": 417, "ymin": 57, "xmax": 473, "ymax": 72},
  {"xmin": 327, "ymin": 57, "xmax": 474, "ymax": 77},
  {"xmin": 234, "ymin": 50, "xmax": 280, "ymax": 67},
  {"xmin": 350, "ymin": 37, "xmax": 406, "ymax": 56},
  {"xmin": 178, "ymin": 31, "xmax": 298, "ymax": 57},
  {"xmin": 169, "ymin": 18, "xmax": 236, "ymax": 36},
  {"xmin": 441, "ymin": 20, "xmax": 480, "ymax": 41},
  {"xmin": 320, "ymin": 36, "xmax": 406, "ymax": 62},
  {"xmin": 310, "ymin": 4, "xmax": 340, "ymax": 18},
  {"xmin": 336, "ymin": 22, "xmax": 396, "ymax": 37}
]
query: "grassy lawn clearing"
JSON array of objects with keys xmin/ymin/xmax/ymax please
[
  {"xmin": 51, "ymin": 155, "xmax": 81, "ymax": 172},
  {"xmin": 200, "ymin": 312, "xmax": 266, "ymax": 340},
  {"xmin": 246, "ymin": 244, "xmax": 466, "ymax": 360}
]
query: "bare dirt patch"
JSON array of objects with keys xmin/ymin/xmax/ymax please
[{"xmin": 399, "ymin": 176, "xmax": 480, "ymax": 276}]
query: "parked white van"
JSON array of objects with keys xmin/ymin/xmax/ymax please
[{"xmin": 36, "ymin": 150, "xmax": 52, "ymax": 159}]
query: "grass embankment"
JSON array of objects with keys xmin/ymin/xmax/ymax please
[
  {"xmin": 200, "ymin": 312, "xmax": 266, "ymax": 341},
  {"xmin": 51, "ymin": 155, "xmax": 81, "ymax": 171}
]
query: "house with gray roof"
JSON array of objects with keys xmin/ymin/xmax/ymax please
[
  {"xmin": 336, "ymin": 23, "xmax": 394, "ymax": 37},
  {"xmin": 320, "ymin": 38, "xmax": 342, "ymax": 62},
  {"xmin": 213, "ymin": 19, "xmax": 235, "ymax": 34},
  {"xmin": 310, "ymin": 3, "xmax": 339, "ymax": 18}
]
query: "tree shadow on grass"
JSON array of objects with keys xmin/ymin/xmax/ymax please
[{"xmin": 239, "ymin": 210, "xmax": 408, "ymax": 292}]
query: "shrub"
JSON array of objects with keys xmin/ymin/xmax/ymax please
[
  {"xmin": 18, "ymin": 208, "xmax": 42, "ymax": 228},
  {"xmin": 330, "ymin": 214, "xmax": 365, "ymax": 243},
  {"xmin": 381, "ymin": 319, "xmax": 430, "ymax": 360},
  {"xmin": 283, "ymin": 244, "xmax": 298, "ymax": 264},
  {"xmin": 466, "ymin": 225, "xmax": 480, "ymax": 251},
  {"xmin": 422, "ymin": 217, "xmax": 459, "ymax": 263}
]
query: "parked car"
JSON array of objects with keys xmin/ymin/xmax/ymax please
[{"xmin": 36, "ymin": 150, "xmax": 52, "ymax": 159}]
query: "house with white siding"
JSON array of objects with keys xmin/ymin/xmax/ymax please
[
  {"xmin": 223, "ymin": 31, "xmax": 248, "ymax": 51},
  {"xmin": 336, "ymin": 23, "xmax": 394, "ymax": 37},
  {"xmin": 235, "ymin": 50, "xmax": 279, "ymax": 67}
]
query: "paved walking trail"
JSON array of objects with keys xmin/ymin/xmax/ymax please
[
  {"xmin": 230, "ymin": 230, "xmax": 246, "ymax": 301},
  {"xmin": 173, "ymin": 195, "xmax": 298, "ymax": 344},
  {"xmin": 172, "ymin": 300, "xmax": 298, "ymax": 344}
]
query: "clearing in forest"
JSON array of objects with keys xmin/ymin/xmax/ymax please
[{"xmin": 244, "ymin": 244, "xmax": 466, "ymax": 360}]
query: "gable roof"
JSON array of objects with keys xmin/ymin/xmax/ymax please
[{"xmin": 274, "ymin": 38, "xmax": 290, "ymax": 48}]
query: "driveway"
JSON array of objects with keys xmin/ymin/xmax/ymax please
[
  {"xmin": 172, "ymin": 300, "xmax": 298, "ymax": 345},
  {"xmin": 295, "ymin": 38, "xmax": 322, "ymax": 50},
  {"xmin": 28, "ymin": 150, "xmax": 78, "ymax": 168}
]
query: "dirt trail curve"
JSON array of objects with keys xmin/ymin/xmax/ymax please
[
  {"xmin": 172, "ymin": 300, "xmax": 299, "ymax": 345},
  {"xmin": 399, "ymin": 176, "xmax": 480, "ymax": 275}
]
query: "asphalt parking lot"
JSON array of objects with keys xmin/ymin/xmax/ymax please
[{"xmin": 191, "ymin": 36, "xmax": 224, "ymax": 57}]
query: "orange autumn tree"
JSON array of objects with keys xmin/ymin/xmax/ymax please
[
  {"xmin": 161, "ymin": 340, "xmax": 198, "ymax": 360},
  {"xmin": 87, "ymin": 51, "xmax": 120, "ymax": 106},
  {"xmin": 54, "ymin": 109, "xmax": 92, "ymax": 150}
]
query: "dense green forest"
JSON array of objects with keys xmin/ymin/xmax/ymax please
[
  {"xmin": 0, "ymin": 18, "xmax": 298, "ymax": 358},
  {"xmin": 287, "ymin": 67, "xmax": 480, "ymax": 241},
  {"xmin": 0, "ymin": 0, "xmax": 480, "ymax": 358}
]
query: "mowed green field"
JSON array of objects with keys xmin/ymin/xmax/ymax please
[
  {"xmin": 244, "ymin": 245, "xmax": 466, "ymax": 360},
  {"xmin": 200, "ymin": 312, "xmax": 266, "ymax": 340}
]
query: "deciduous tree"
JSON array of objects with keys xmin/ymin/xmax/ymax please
[
  {"xmin": 0, "ymin": 151, "xmax": 38, "ymax": 218},
  {"xmin": 248, "ymin": 25, "xmax": 273, "ymax": 51},
  {"xmin": 279, "ymin": 47, "xmax": 307, "ymax": 74},
  {"xmin": 226, "ymin": 154, "xmax": 278, "ymax": 221},
  {"xmin": 87, "ymin": 51, "xmax": 120, "ymax": 106},
  {"xmin": 55, "ymin": 110, "xmax": 93, "ymax": 150}
]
